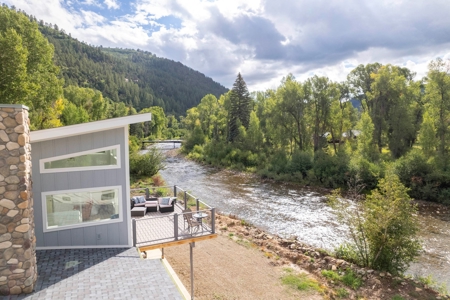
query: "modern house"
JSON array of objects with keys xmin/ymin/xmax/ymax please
[
  {"xmin": 29, "ymin": 113, "xmax": 151, "ymax": 249},
  {"xmin": 1, "ymin": 105, "xmax": 215, "ymax": 298}
]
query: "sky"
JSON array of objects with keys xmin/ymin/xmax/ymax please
[{"xmin": 5, "ymin": 0, "xmax": 450, "ymax": 91}]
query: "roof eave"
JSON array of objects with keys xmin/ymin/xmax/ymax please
[{"xmin": 30, "ymin": 113, "xmax": 151, "ymax": 143}]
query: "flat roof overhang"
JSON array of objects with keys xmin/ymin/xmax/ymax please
[{"xmin": 30, "ymin": 113, "xmax": 151, "ymax": 143}]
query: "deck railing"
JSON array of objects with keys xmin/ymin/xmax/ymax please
[{"xmin": 131, "ymin": 185, "xmax": 215, "ymax": 248}]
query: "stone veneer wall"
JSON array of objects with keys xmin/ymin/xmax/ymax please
[{"xmin": 0, "ymin": 105, "xmax": 36, "ymax": 295}]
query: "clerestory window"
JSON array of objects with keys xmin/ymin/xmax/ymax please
[{"xmin": 40, "ymin": 145, "xmax": 120, "ymax": 173}]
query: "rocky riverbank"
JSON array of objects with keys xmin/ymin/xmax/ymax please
[{"xmin": 216, "ymin": 213, "xmax": 449, "ymax": 300}]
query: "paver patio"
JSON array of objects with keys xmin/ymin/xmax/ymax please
[{"xmin": 6, "ymin": 248, "xmax": 184, "ymax": 300}]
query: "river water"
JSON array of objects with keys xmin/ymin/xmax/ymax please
[{"xmin": 154, "ymin": 145, "xmax": 450, "ymax": 288}]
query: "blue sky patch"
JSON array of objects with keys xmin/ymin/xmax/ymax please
[{"xmin": 156, "ymin": 15, "xmax": 182, "ymax": 30}]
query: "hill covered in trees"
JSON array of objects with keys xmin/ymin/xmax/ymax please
[{"xmin": 37, "ymin": 20, "xmax": 228, "ymax": 116}]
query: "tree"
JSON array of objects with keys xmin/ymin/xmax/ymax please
[
  {"xmin": 61, "ymin": 100, "xmax": 89, "ymax": 125},
  {"xmin": 424, "ymin": 58, "xmax": 450, "ymax": 166},
  {"xmin": 140, "ymin": 106, "xmax": 167, "ymax": 138},
  {"xmin": 245, "ymin": 111, "xmax": 264, "ymax": 152},
  {"xmin": 63, "ymin": 86, "xmax": 109, "ymax": 121},
  {"xmin": 276, "ymin": 74, "xmax": 310, "ymax": 151},
  {"xmin": 328, "ymin": 171, "xmax": 421, "ymax": 275},
  {"xmin": 418, "ymin": 110, "xmax": 437, "ymax": 159},
  {"xmin": 355, "ymin": 112, "xmax": 378, "ymax": 162},
  {"xmin": 307, "ymin": 76, "xmax": 339, "ymax": 152},
  {"xmin": 228, "ymin": 73, "xmax": 252, "ymax": 142},
  {"xmin": 347, "ymin": 63, "xmax": 382, "ymax": 113},
  {"xmin": 0, "ymin": 6, "xmax": 62, "ymax": 129},
  {"xmin": 367, "ymin": 65, "xmax": 418, "ymax": 157}
]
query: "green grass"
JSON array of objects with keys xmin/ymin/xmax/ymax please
[
  {"xmin": 281, "ymin": 273, "xmax": 323, "ymax": 293},
  {"xmin": 322, "ymin": 270, "xmax": 341, "ymax": 281},
  {"xmin": 321, "ymin": 270, "xmax": 362, "ymax": 290},
  {"xmin": 336, "ymin": 287, "xmax": 349, "ymax": 298},
  {"xmin": 282, "ymin": 268, "xmax": 324, "ymax": 293},
  {"xmin": 341, "ymin": 270, "xmax": 362, "ymax": 290},
  {"xmin": 391, "ymin": 295, "xmax": 405, "ymax": 300}
]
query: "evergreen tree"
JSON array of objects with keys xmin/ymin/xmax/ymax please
[{"xmin": 228, "ymin": 73, "xmax": 252, "ymax": 142}]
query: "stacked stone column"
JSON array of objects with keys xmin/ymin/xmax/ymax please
[{"xmin": 0, "ymin": 105, "xmax": 36, "ymax": 295}]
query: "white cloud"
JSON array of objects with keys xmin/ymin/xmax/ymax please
[
  {"xmin": 80, "ymin": 0, "xmax": 102, "ymax": 7},
  {"xmin": 104, "ymin": 0, "xmax": 120, "ymax": 9},
  {"xmin": 81, "ymin": 10, "xmax": 107, "ymax": 26},
  {"xmin": 5, "ymin": 0, "xmax": 450, "ymax": 91}
]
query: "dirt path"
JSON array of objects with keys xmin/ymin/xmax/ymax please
[{"xmin": 164, "ymin": 234, "xmax": 323, "ymax": 300}]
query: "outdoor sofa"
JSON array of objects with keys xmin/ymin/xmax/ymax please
[
  {"xmin": 131, "ymin": 196, "xmax": 158, "ymax": 213},
  {"xmin": 130, "ymin": 196, "xmax": 177, "ymax": 214}
]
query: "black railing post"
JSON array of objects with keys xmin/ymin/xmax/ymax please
[
  {"xmin": 132, "ymin": 219, "xmax": 137, "ymax": 247},
  {"xmin": 211, "ymin": 208, "xmax": 215, "ymax": 234},
  {"xmin": 174, "ymin": 185, "xmax": 177, "ymax": 198},
  {"xmin": 196, "ymin": 198, "xmax": 199, "ymax": 212},
  {"xmin": 174, "ymin": 213, "xmax": 179, "ymax": 240},
  {"xmin": 184, "ymin": 192, "xmax": 187, "ymax": 210}
]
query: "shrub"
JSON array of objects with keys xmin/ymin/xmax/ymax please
[
  {"xmin": 288, "ymin": 150, "xmax": 313, "ymax": 177},
  {"xmin": 328, "ymin": 171, "xmax": 421, "ymax": 275},
  {"xmin": 394, "ymin": 149, "xmax": 432, "ymax": 198},
  {"xmin": 312, "ymin": 150, "xmax": 349, "ymax": 188},
  {"xmin": 348, "ymin": 157, "xmax": 381, "ymax": 191},
  {"xmin": 268, "ymin": 150, "xmax": 289, "ymax": 174},
  {"xmin": 129, "ymin": 147, "xmax": 165, "ymax": 177}
]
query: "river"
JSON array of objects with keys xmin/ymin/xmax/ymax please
[{"xmin": 153, "ymin": 145, "xmax": 450, "ymax": 288}]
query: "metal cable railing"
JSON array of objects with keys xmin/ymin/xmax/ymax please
[{"xmin": 131, "ymin": 185, "xmax": 215, "ymax": 247}]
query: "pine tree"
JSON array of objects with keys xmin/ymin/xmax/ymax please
[{"xmin": 228, "ymin": 73, "xmax": 252, "ymax": 142}]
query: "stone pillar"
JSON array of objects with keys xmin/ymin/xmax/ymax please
[{"xmin": 0, "ymin": 105, "xmax": 36, "ymax": 295}]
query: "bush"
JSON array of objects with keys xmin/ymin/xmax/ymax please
[
  {"xmin": 348, "ymin": 157, "xmax": 381, "ymax": 191},
  {"xmin": 394, "ymin": 150, "xmax": 450, "ymax": 203},
  {"xmin": 268, "ymin": 150, "xmax": 289, "ymax": 174},
  {"xmin": 129, "ymin": 147, "xmax": 165, "ymax": 177},
  {"xmin": 312, "ymin": 150, "xmax": 349, "ymax": 188},
  {"xmin": 394, "ymin": 149, "xmax": 432, "ymax": 198},
  {"xmin": 288, "ymin": 150, "xmax": 313, "ymax": 177},
  {"xmin": 328, "ymin": 171, "xmax": 421, "ymax": 275}
]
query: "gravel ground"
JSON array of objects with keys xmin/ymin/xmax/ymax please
[{"xmin": 164, "ymin": 234, "xmax": 323, "ymax": 300}]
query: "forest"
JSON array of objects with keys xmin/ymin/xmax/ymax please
[{"xmin": 182, "ymin": 62, "xmax": 450, "ymax": 204}]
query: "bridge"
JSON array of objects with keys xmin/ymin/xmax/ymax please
[{"xmin": 141, "ymin": 140, "xmax": 183, "ymax": 149}]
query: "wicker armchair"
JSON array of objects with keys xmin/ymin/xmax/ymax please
[
  {"xmin": 182, "ymin": 209, "xmax": 201, "ymax": 234},
  {"xmin": 158, "ymin": 197, "xmax": 176, "ymax": 213}
]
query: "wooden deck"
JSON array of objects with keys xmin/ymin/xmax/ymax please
[{"xmin": 133, "ymin": 203, "xmax": 217, "ymax": 251}]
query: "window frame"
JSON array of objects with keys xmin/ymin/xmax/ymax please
[
  {"xmin": 42, "ymin": 185, "xmax": 123, "ymax": 233},
  {"xmin": 39, "ymin": 144, "xmax": 121, "ymax": 174}
]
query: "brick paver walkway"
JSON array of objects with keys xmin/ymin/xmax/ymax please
[{"xmin": 6, "ymin": 248, "xmax": 184, "ymax": 300}]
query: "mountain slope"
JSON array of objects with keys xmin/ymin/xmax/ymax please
[{"xmin": 38, "ymin": 24, "xmax": 228, "ymax": 115}]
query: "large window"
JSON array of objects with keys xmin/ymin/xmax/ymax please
[
  {"xmin": 40, "ymin": 145, "xmax": 120, "ymax": 173},
  {"xmin": 42, "ymin": 186, "xmax": 122, "ymax": 232}
]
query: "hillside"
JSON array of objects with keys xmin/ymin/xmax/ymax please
[{"xmin": 38, "ymin": 24, "xmax": 228, "ymax": 116}]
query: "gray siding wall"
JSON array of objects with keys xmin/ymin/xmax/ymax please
[{"xmin": 32, "ymin": 128, "xmax": 130, "ymax": 248}]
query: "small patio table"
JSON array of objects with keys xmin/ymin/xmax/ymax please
[{"xmin": 193, "ymin": 212, "xmax": 208, "ymax": 232}]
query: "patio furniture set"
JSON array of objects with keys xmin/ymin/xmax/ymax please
[{"xmin": 130, "ymin": 196, "xmax": 177, "ymax": 216}]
